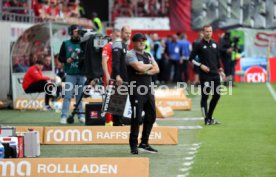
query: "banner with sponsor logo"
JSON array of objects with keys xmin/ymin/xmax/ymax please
[
  {"xmin": 240, "ymin": 57, "xmax": 267, "ymax": 83},
  {"xmin": 155, "ymin": 88, "xmax": 192, "ymax": 110},
  {"xmin": 0, "ymin": 158, "xmax": 149, "ymax": 177},
  {"xmin": 14, "ymin": 97, "xmax": 102, "ymax": 110},
  {"xmin": 156, "ymin": 103, "xmax": 175, "ymax": 118},
  {"xmin": 43, "ymin": 126, "xmax": 178, "ymax": 145},
  {"xmin": 243, "ymin": 29, "xmax": 276, "ymax": 58}
]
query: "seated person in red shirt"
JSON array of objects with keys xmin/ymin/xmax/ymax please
[{"xmin": 22, "ymin": 59, "xmax": 55, "ymax": 110}]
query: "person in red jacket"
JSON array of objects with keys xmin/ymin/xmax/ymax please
[{"xmin": 22, "ymin": 59, "xmax": 55, "ymax": 110}]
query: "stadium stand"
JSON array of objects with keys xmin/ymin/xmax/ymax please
[
  {"xmin": 0, "ymin": 0, "xmax": 91, "ymax": 27},
  {"xmin": 111, "ymin": 0, "xmax": 169, "ymax": 21}
]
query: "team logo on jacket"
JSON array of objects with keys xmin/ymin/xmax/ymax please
[{"xmin": 212, "ymin": 43, "xmax": 217, "ymax": 48}]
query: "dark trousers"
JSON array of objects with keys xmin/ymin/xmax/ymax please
[
  {"xmin": 200, "ymin": 77, "xmax": 221, "ymax": 120},
  {"xmin": 25, "ymin": 80, "xmax": 53, "ymax": 106},
  {"xmin": 222, "ymin": 58, "xmax": 231, "ymax": 77},
  {"xmin": 169, "ymin": 60, "xmax": 180, "ymax": 82},
  {"xmin": 179, "ymin": 60, "xmax": 189, "ymax": 82},
  {"xmin": 152, "ymin": 59, "xmax": 163, "ymax": 83},
  {"xmin": 129, "ymin": 94, "xmax": 156, "ymax": 148}
]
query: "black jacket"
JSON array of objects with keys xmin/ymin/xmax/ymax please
[
  {"xmin": 112, "ymin": 39, "xmax": 128, "ymax": 81},
  {"xmin": 189, "ymin": 39, "xmax": 221, "ymax": 79}
]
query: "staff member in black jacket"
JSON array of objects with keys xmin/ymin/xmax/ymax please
[
  {"xmin": 189, "ymin": 25, "xmax": 225, "ymax": 125},
  {"xmin": 126, "ymin": 33, "xmax": 160, "ymax": 154},
  {"xmin": 112, "ymin": 25, "xmax": 132, "ymax": 85},
  {"xmin": 111, "ymin": 25, "xmax": 132, "ymax": 125}
]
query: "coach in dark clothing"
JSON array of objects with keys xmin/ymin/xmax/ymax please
[
  {"xmin": 189, "ymin": 25, "xmax": 225, "ymax": 125},
  {"xmin": 111, "ymin": 26, "xmax": 132, "ymax": 126},
  {"xmin": 126, "ymin": 33, "xmax": 160, "ymax": 154},
  {"xmin": 112, "ymin": 26, "xmax": 132, "ymax": 84}
]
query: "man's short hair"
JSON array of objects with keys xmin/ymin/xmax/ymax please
[
  {"xmin": 35, "ymin": 55, "xmax": 45, "ymax": 65},
  {"xmin": 36, "ymin": 59, "xmax": 44, "ymax": 65},
  {"xmin": 112, "ymin": 28, "xmax": 120, "ymax": 33},
  {"xmin": 202, "ymin": 24, "xmax": 212, "ymax": 31},
  {"xmin": 121, "ymin": 26, "xmax": 130, "ymax": 32}
]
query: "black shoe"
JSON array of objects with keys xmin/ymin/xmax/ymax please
[
  {"xmin": 130, "ymin": 147, "xmax": 138, "ymax": 155},
  {"xmin": 205, "ymin": 118, "xmax": 221, "ymax": 125},
  {"xmin": 138, "ymin": 144, "xmax": 158, "ymax": 153}
]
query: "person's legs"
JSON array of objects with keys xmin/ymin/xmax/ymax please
[
  {"xmin": 129, "ymin": 96, "xmax": 143, "ymax": 153},
  {"xmin": 141, "ymin": 95, "xmax": 156, "ymax": 145},
  {"xmin": 113, "ymin": 115, "xmax": 122, "ymax": 126},
  {"xmin": 75, "ymin": 75, "xmax": 86, "ymax": 119},
  {"xmin": 173, "ymin": 60, "xmax": 180, "ymax": 82},
  {"xmin": 25, "ymin": 80, "xmax": 53, "ymax": 106},
  {"xmin": 183, "ymin": 60, "xmax": 189, "ymax": 83},
  {"xmin": 168, "ymin": 60, "xmax": 174, "ymax": 82},
  {"xmin": 178, "ymin": 62, "xmax": 184, "ymax": 82},
  {"xmin": 207, "ymin": 78, "xmax": 221, "ymax": 119},
  {"xmin": 223, "ymin": 58, "xmax": 231, "ymax": 84},
  {"xmin": 200, "ymin": 79, "xmax": 211, "ymax": 123},
  {"xmin": 156, "ymin": 59, "xmax": 163, "ymax": 82},
  {"xmin": 61, "ymin": 75, "xmax": 76, "ymax": 119}
]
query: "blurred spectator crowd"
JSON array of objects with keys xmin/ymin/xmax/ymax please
[
  {"xmin": 111, "ymin": 0, "xmax": 169, "ymax": 21},
  {"xmin": 2, "ymin": 0, "xmax": 82, "ymax": 19}
]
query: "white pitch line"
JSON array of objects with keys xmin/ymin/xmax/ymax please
[
  {"xmin": 177, "ymin": 173, "xmax": 189, "ymax": 177},
  {"xmin": 191, "ymin": 143, "xmax": 201, "ymax": 147},
  {"xmin": 187, "ymin": 147, "xmax": 199, "ymax": 151},
  {"xmin": 178, "ymin": 143, "xmax": 201, "ymax": 147},
  {"xmin": 183, "ymin": 161, "xmax": 193, "ymax": 166},
  {"xmin": 157, "ymin": 117, "xmax": 204, "ymax": 121},
  {"xmin": 188, "ymin": 151, "xmax": 197, "ymax": 155},
  {"xmin": 266, "ymin": 82, "xmax": 276, "ymax": 102},
  {"xmin": 184, "ymin": 156, "xmax": 195, "ymax": 161},
  {"xmin": 179, "ymin": 167, "xmax": 191, "ymax": 172},
  {"xmin": 173, "ymin": 125, "xmax": 203, "ymax": 129}
]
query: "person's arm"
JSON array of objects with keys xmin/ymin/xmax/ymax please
[
  {"xmin": 112, "ymin": 42, "xmax": 122, "ymax": 78},
  {"xmin": 189, "ymin": 42, "xmax": 199, "ymax": 64},
  {"xmin": 133, "ymin": 53, "xmax": 159, "ymax": 75},
  {"xmin": 112, "ymin": 41, "xmax": 124, "ymax": 85},
  {"xmin": 217, "ymin": 44, "xmax": 222, "ymax": 69},
  {"xmin": 217, "ymin": 44, "xmax": 225, "ymax": 78},
  {"xmin": 29, "ymin": 67, "xmax": 51, "ymax": 81},
  {"xmin": 129, "ymin": 62, "xmax": 153, "ymax": 73},
  {"xmin": 102, "ymin": 45, "xmax": 110, "ymax": 81},
  {"xmin": 145, "ymin": 53, "xmax": 159, "ymax": 75},
  {"xmin": 126, "ymin": 50, "xmax": 153, "ymax": 73},
  {"xmin": 144, "ymin": 61, "xmax": 159, "ymax": 75},
  {"xmin": 189, "ymin": 41, "xmax": 209, "ymax": 73}
]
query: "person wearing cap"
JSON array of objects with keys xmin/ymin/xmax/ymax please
[
  {"xmin": 58, "ymin": 24, "xmax": 86, "ymax": 125},
  {"xmin": 111, "ymin": 25, "xmax": 132, "ymax": 126},
  {"xmin": 126, "ymin": 33, "xmax": 160, "ymax": 154}
]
